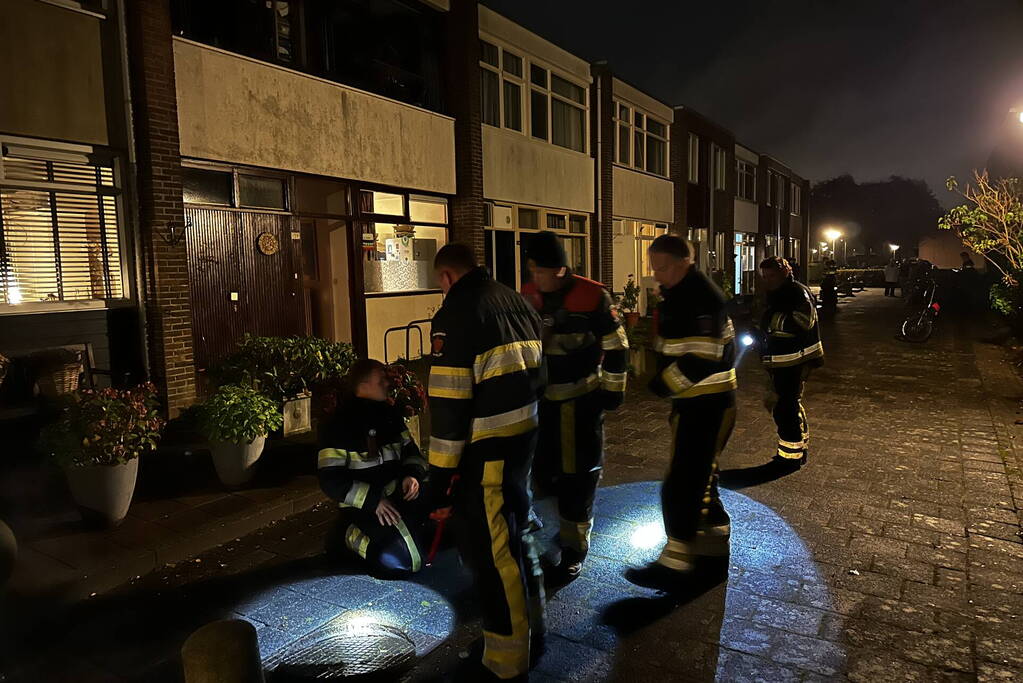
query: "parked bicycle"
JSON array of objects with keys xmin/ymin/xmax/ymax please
[{"xmin": 899, "ymin": 270, "xmax": 940, "ymax": 342}]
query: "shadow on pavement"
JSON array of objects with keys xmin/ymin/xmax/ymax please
[{"xmin": 719, "ymin": 461, "xmax": 799, "ymax": 490}]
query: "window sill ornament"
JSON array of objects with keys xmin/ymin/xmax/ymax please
[{"xmin": 257, "ymin": 231, "xmax": 280, "ymax": 255}]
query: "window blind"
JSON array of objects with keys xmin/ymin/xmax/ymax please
[{"xmin": 0, "ymin": 146, "xmax": 123, "ymax": 306}]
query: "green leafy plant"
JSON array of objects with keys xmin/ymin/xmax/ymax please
[
  {"xmin": 940, "ymin": 172, "xmax": 1023, "ymax": 287},
  {"xmin": 37, "ymin": 383, "xmax": 165, "ymax": 467},
  {"xmin": 616, "ymin": 275, "xmax": 640, "ymax": 313},
  {"xmin": 197, "ymin": 384, "xmax": 283, "ymax": 444},
  {"xmin": 214, "ymin": 335, "xmax": 358, "ymax": 405}
]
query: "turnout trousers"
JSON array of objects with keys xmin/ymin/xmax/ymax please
[
  {"xmin": 770, "ymin": 365, "xmax": 810, "ymax": 461},
  {"xmin": 456, "ymin": 430, "xmax": 545, "ymax": 680},
  {"xmin": 326, "ymin": 496, "xmax": 425, "ymax": 575},
  {"xmin": 657, "ymin": 391, "xmax": 736, "ymax": 570},
  {"xmin": 534, "ymin": 390, "xmax": 604, "ymax": 562}
]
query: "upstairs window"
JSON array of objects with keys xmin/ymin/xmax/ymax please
[
  {"xmin": 688, "ymin": 133, "xmax": 700, "ymax": 183},
  {"xmin": 790, "ymin": 184, "xmax": 802, "ymax": 215},
  {"xmin": 614, "ymin": 100, "xmax": 668, "ymax": 176},
  {"xmin": 712, "ymin": 145, "xmax": 727, "ymax": 191},
  {"xmin": 0, "ymin": 140, "xmax": 124, "ymax": 307},
  {"xmin": 736, "ymin": 160, "xmax": 757, "ymax": 202}
]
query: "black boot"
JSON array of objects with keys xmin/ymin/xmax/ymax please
[
  {"xmin": 624, "ymin": 555, "xmax": 728, "ymax": 592},
  {"xmin": 771, "ymin": 452, "xmax": 807, "ymax": 471}
]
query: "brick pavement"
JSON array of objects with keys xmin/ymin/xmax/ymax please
[{"xmin": 5, "ymin": 289, "xmax": 1023, "ymax": 682}]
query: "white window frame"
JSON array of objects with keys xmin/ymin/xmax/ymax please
[
  {"xmin": 0, "ymin": 135, "xmax": 129, "ymax": 314},
  {"xmin": 484, "ymin": 201, "xmax": 591, "ymax": 290},
  {"xmin": 613, "ymin": 99, "xmax": 669, "ymax": 178},
  {"xmin": 790, "ymin": 183, "xmax": 801, "ymax": 216},
  {"xmin": 479, "ymin": 36, "xmax": 589, "ymax": 155},
  {"xmin": 688, "ymin": 133, "xmax": 700, "ymax": 183},
  {"xmin": 712, "ymin": 145, "xmax": 727, "ymax": 191}
]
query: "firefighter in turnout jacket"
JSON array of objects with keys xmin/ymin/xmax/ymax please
[
  {"xmin": 317, "ymin": 359, "xmax": 428, "ymax": 575},
  {"xmin": 758, "ymin": 256, "xmax": 823, "ymax": 468},
  {"xmin": 521, "ymin": 231, "xmax": 629, "ymax": 585},
  {"xmin": 427, "ymin": 243, "xmax": 546, "ymax": 682},
  {"xmin": 625, "ymin": 235, "xmax": 738, "ymax": 591}
]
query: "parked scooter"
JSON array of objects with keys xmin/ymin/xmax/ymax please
[
  {"xmin": 900, "ymin": 271, "xmax": 940, "ymax": 342},
  {"xmin": 819, "ymin": 268, "xmax": 838, "ymax": 313}
]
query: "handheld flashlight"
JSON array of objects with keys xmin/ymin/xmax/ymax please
[{"xmin": 740, "ymin": 334, "xmax": 755, "ymax": 347}]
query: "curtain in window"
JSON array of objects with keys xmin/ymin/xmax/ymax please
[{"xmin": 552, "ymin": 100, "xmax": 585, "ymax": 152}]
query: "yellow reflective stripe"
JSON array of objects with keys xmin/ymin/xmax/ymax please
[
  {"xmin": 560, "ymin": 401, "xmax": 576, "ymax": 474},
  {"xmin": 383, "ymin": 479, "xmax": 398, "ymax": 497},
  {"xmin": 661, "ymin": 364, "xmax": 693, "ymax": 394},
  {"xmin": 428, "ymin": 437, "xmax": 466, "ymax": 468},
  {"xmin": 317, "ymin": 448, "xmax": 348, "ymax": 468},
  {"xmin": 722, "ymin": 319, "xmax": 735, "ymax": 343},
  {"xmin": 600, "ymin": 368, "xmax": 628, "ymax": 392},
  {"xmin": 343, "ymin": 481, "xmax": 370, "ymax": 508},
  {"xmin": 544, "ymin": 373, "xmax": 599, "ymax": 401},
  {"xmin": 474, "ymin": 340, "xmax": 542, "ymax": 382},
  {"xmin": 657, "ymin": 537, "xmax": 694, "ymax": 571},
  {"xmin": 670, "ymin": 369, "xmax": 738, "ymax": 399},
  {"xmin": 345, "ymin": 524, "xmax": 371, "ymax": 559},
  {"xmin": 481, "ymin": 460, "xmax": 530, "ymax": 679},
  {"xmin": 428, "ymin": 366, "xmax": 474, "ymax": 399},
  {"xmin": 559, "ymin": 516, "xmax": 593, "ymax": 554},
  {"xmin": 779, "ymin": 438, "xmax": 807, "ymax": 450},
  {"xmin": 770, "ymin": 330, "xmax": 797, "ymax": 338},
  {"xmin": 471, "ymin": 402, "xmax": 539, "ymax": 442},
  {"xmin": 601, "ymin": 326, "xmax": 629, "ymax": 351},
  {"xmin": 763, "ymin": 341, "xmax": 824, "ymax": 368},
  {"xmin": 394, "ymin": 517, "xmax": 422, "ymax": 573}
]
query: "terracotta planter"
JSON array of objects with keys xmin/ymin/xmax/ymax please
[
  {"xmin": 624, "ymin": 312, "xmax": 641, "ymax": 329},
  {"xmin": 210, "ymin": 436, "xmax": 266, "ymax": 488},
  {"xmin": 64, "ymin": 458, "xmax": 138, "ymax": 527}
]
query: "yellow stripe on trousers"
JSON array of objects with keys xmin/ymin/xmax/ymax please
[
  {"xmin": 561, "ymin": 401, "xmax": 576, "ymax": 475},
  {"xmin": 481, "ymin": 460, "xmax": 530, "ymax": 679},
  {"xmin": 393, "ymin": 518, "xmax": 422, "ymax": 573}
]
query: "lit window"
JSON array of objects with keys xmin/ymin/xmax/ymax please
[{"xmin": 0, "ymin": 142, "xmax": 124, "ymax": 306}]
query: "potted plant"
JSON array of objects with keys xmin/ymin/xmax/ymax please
[
  {"xmin": 37, "ymin": 383, "xmax": 164, "ymax": 527},
  {"xmin": 384, "ymin": 363, "xmax": 427, "ymax": 445},
  {"xmin": 214, "ymin": 335, "xmax": 357, "ymax": 436},
  {"xmin": 617, "ymin": 275, "xmax": 641, "ymax": 328},
  {"xmin": 198, "ymin": 384, "xmax": 283, "ymax": 488}
]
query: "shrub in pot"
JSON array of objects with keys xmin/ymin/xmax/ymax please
[
  {"xmin": 198, "ymin": 384, "xmax": 283, "ymax": 488},
  {"xmin": 385, "ymin": 363, "xmax": 427, "ymax": 446},
  {"xmin": 37, "ymin": 383, "xmax": 164, "ymax": 527}
]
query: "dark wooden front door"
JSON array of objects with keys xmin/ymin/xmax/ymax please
[{"xmin": 185, "ymin": 207, "xmax": 304, "ymax": 372}]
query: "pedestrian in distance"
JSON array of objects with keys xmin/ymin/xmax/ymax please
[
  {"xmin": 426, "ymin": 243, "xmax": 546, "ymax": 682},
  {"xmin": 624, "ymin": 235, "xmax": 738, "ymax": 591},
  {"xmin": 757, "ymin": 256, "xmax": 824, "ymax": 470},
  {"xmin": 884, "ymin": 259, "xmax": 900, "ymax": 297},
  {"xmin": 317, "ymin": 358, "xmax": 428, "ymax": 576},
  {"xmin": 521, "ymin": 231, "xmax": 629, "ymax": 587}
]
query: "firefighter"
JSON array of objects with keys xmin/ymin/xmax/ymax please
[
  {"xmin": 624, "ymin": 235, "xmax": 737, "ymax": 590},
  {"xmin": 427, "ymin": 243, "xmax": 546, "ymax": 682},
  {"xmin": 317, "ymin": 359, "xmax": 428, "ymax": 575},
  {"xmin": 758, "ymin": 256, "xmax": 824, "ymax": 469},
  {"xmin": 521, "ymin": 231, "xmax": 628, "ymax": 586}
]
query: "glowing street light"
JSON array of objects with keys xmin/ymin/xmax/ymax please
[
  {"xmin": 823, "ymin": 228, "xmax": 842, "ymax": 263},
  {"xmin": 889, "ymin": 243, "xmax": 900, "ymax": 253}
]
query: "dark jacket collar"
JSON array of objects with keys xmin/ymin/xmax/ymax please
[{"xmin": 449, "ymin": 266, "xmax": 490, "ymax": 298}]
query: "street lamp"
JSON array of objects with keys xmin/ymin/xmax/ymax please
[
  {"xmin": 889, "ymin": 243, "xmax": 900, "ymax": 253},
  {"xmin": 824, "ymin": 229, "xmax": 842, "ymax": 264}
]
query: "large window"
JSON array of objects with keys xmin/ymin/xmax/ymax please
[
  {"xmin": 688, "ymin": 134, "xmax": 700, "ymax": 183},
  {"xmin": 183, "ymin": 166, "xmax": 288, "ymax": 210},
  {"xmin": 172, "ymin": 0, "xmax": 447, "ymax": 113},
  {"xmin": 767, "ymin": 170, "xmax": 786, "ymax": 210},
  {"xmin": 790, "ymin": 184, "xmax": 802, "ymax": 216},
  {"xmin": 0, "ymin": 140, "xmax": 124, "ymax": 308},
  {"xmin": 712, "ymin": 145, "xmax": 727, "ymax": 191},
  {"xmin": 482, "ymin": 40, "xmax": 588, "ymax": 154},
  {"xmin": 361, "ymin": 190, "xmax": 448, "ymax": 295},
  {"xmin": 484, "ymin": 202, "xmax": 589, "ymax": 290},
  {"xmin": 736, "ymin": 160, "xmax": 757, "ymax": 202},
  {"xmin": 614, "ymin": 101, "xmax": 669, "ymax": 177}
]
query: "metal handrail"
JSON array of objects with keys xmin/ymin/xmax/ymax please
[{"xmin": 383, "ymin": 318, "xmax": 433, "ymax": 363}]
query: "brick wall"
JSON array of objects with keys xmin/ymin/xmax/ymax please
[
  {"xmin": 591, "ymin": 65, "xmax": 615, "ymax": 288},
  {"xmin": 126, "ymin": 0, "xmax": 196, "ymax": 416},
  {"xmin": 445, "ymin": 0, "xmax": 485, "ymax": 263},
  {"xmin": 670, "ymin": 115, "xmax": 688, "ymax": 235}
]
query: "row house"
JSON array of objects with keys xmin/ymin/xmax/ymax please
[{"xmin": 0, "ymin": 0, "xmax": 811, "ymax": 416}]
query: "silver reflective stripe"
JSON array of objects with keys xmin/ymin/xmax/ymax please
[
  {"xmin": 343, "ymin": 481, "xmax": 370, "ymax": 508},
  {"xmin": 669, "ymin": 368, "xmax": 738, "ymax": 398},
  {"xmin": 471, "ymin": 401, "xmax": 539, "ymax": 441},
  {"xmin": 654, "ymin": 336, "xmax": 725, "ymax": 359},
  {"xmin": 428, "ymin": 366, "xmax": 474, "ymax": 399},
  {"xmin": 474, "ymin": 341, "xmax": 543, "ymax": 381},
  {"xmin": 428, "ymin": 436, "xmax": 466, "ymax": 468},
  {"xmin": 544, "ymin": 373, "xmax": 599, "ymax": 401},
  {"xmin": 601, "ymin": 326, "xmax": 629, "ymax": 351},
  {"xmin": 317, "ymin": 448, "xmax": 348, "ymax": 469},
  {"xmin": 763, "ymin": 341, "xmax": 824, "ymax": 366},
  {"xmin": 600, "ymin": 368, "xmax": 628, "ymax": 392},
  {"xmin": 661, "ymin": 364, "xmax": 693, "ymax": 394}
]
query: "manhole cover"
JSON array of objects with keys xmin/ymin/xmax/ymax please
[{"xmin": 272, "ymin": 620, "xmax": 416, "ymax": 681}]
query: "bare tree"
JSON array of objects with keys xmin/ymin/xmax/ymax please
[{"xmin": 940, "ymin": 172, "xmax": 1023, "ymax": 286}]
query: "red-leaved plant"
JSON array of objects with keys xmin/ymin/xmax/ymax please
[
  {"xmin": 38, "ymin": 383, "xmax": 165, "ymax": 467},
  {"xmin": 385, "ymin": 363, "xmax": 426, "ymax": 418}
]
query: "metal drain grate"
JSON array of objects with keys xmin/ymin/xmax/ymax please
[{"xmin": 272, "ymin": 620, "xmax": 416, "ymax": 681}]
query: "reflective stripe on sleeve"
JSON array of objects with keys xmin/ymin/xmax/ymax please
[
  {"xmin": 474, "ymin": 341, "xmax": 543, "ymax": 382},
  {"xmin": 665, "ymin": 368, "xmax": 738, "ymax": 399},
  {"xmin": 660, "ymin": 364, "xmax": 693, "ymax": 395},
  {"xmin": 601, "ymin": 326, "xmax": 629, "ymax": 351},
  {"xmin": 428, "ymin": 437, "xmax": 466, "ymax": 468},
  {"xmin": 317, "ymin": 448, "xmax": 348, "ymax": 469},
  {"xmin": 600, "ymin": 368, "xmax": 628, "ymax": 393},
  {"xmin": 342, "ymin": 481, "xmax": 370, "ymax": 508},
  {"xmin": 544, "ymin": 373, "xmax": 599, "ymax": 401},
  {"xmin": 428, "ymin": 365, "xmax": 474, "ymax": 399}
]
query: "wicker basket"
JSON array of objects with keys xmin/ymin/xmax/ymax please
[
  {"xmin": 0, "ymin": 353, "xmax": 9, "ymax": 388},
  {"xmin": 36, "ymin": 361, "xmax": 83, "ymax": 399}
]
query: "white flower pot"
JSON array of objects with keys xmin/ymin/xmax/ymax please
[
  {"xmin": 64, "ymin": 458, "xmax": 139, "ymax": 527},
  {"xmin": 210, "ymin": 436, "xmax": 267, "ymax": 488}
]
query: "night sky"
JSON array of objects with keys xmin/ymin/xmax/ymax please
[{"xmin": 483, "ymin": 0, "xmax": 1023, "ymax": 206}]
